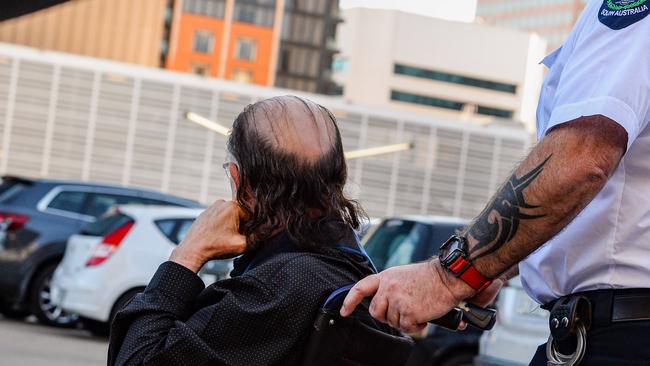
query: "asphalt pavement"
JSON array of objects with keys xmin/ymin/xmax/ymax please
[{"xmin": 0, "ymin": 316, "xmax": 107, "ymax": 366}]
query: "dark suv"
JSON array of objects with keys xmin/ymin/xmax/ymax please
[
  {"xmin": 0, "ymin": 176, "xmax": 202, "ymax": 326},
  {"xmin": 363, "ymin": 216, "xmax": 481, "ymax": 366}
]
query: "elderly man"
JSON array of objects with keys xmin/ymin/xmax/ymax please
[{"xmin": 107, "ymin": 96, "xmax": 408, "ymax": 365}]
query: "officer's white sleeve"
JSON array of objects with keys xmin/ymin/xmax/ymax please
[{"xmin": 545, "ymin": 21, "xmax": 650, "ymax": 150}]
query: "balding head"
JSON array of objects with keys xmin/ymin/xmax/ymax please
[
  {"xmin": 226, "ymin": 95, "xmax": 364, "ymax": 250},
  {"xmin": 243, "ymin": 95, "xmax": 337, "ymax": 163}
]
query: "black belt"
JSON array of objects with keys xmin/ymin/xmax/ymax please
[{"xmin": 543, "ymin": 288, "xmax": 650, "ymax": 327}]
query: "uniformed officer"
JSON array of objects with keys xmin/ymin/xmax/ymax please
[{"xmin": 341, "ymin": 0, "xmax": 650, "ymax": 364}]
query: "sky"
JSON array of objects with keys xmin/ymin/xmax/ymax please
[{"xmin": 339, "ymin": 0, "xmax": 478, "ymax": 23}]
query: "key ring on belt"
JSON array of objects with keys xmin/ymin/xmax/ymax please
[
  {"xmin": 546, "ymin": 322, "xmax": 586, "ymax": 366},
  {"xmin": 545, "ymin": 295, "xmax": 592, "ymax": 366}
]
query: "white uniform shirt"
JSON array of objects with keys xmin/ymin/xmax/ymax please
[{"xmin": 520, "ymin": 0, "xmax": 650, "ymax": 304}]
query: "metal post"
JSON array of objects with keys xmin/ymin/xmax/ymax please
[
  {"xmin": 121, "ymin": 78, "xmax": 141, "ymax": 186},
  {"xmin": 0, "ymin": 58, "xmax": 19, "ymax": 174},
  {"xmin": 199, "ymin": 91, "xmax": 220, "ymax": 203},
  {"xmin": 386, "ymin": 120, "xmax": 404, "ymax": 217},
  {"xmin": 351, "ymin": 114, "xmax": 368, "ymax": 199},
  {"xmin": 81, "ymin": 71, "xmax": 101, "ymax": 181},
  {"xmin": 160, "ymin": 84, "xmax": 181, "ymax": 193},
  {"xmin": 488, "ymin": 137, "xmax": 502, "ymax": 195},
  {"xmin": 41, "ymin": 64, "xmax": 61, "ymax": 177},
  {"xmin": 452, "ymin": 131, "xmax": 470, "ymax": 217},
  {"xmin": 420, "ymin": 126, "xmax": 437, "ymax": 215}
]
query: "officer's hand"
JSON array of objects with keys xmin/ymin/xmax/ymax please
[
  {"xmin": 340, "ymin": 259, "xmax": 476, "ymax": 333},
  {"xmin": 170, "ymin": 200, "xmax": 247, "ymax": 273}
]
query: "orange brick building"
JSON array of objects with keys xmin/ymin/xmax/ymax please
[
  {"xmin": 166, "ymin": 0, "xmax": 281, "ymax": 86},
  {"xmin": 0, "ymin": 0, "xmax": 342, "ymax": 94}
]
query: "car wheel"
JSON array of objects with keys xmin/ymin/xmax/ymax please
[
  {"xmin": 29, "ymin": 263, "xmax": 79, "ymax": 327},
  {"xmin": 439, "ymin": 353, "xmax": 475, "ymax": 366}
]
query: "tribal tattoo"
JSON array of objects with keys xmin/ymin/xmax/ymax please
[{"xmin": 467, "ymin": 156, "xmax": 551, "ymax": 261}]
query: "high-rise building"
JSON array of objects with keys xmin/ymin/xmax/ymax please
[
  {"xmin": 333, "ymin": 8, "xmax": 547, "ymax": 131},
  {"xmin": 0, "ymin": 0, "xmax": 340, "ymax": 94},
  {"xmin": 274, "ymin": 0, "xmax": 342, "ymax": 94},
  {"xmin": 476, "ymin": 0, "xmax": 589, "ymax": 50}
]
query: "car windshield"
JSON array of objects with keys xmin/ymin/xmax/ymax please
[
  {"xmin": 364, "ymin": 219, "xmax": 434, "ymax": 271},
  {"xmin": 79, "ymin": 211, "xmax": 134, "ymax": 236}
]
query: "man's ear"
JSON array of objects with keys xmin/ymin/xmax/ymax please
[{"xmin": 229, "ymin": 164, "xmax": 241, "ymax": 191}]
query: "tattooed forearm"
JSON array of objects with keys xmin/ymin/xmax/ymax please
[
  {"xmin": 442, "ymin": 117, "xmax": 626, "ymax": 284},
  {"xmin": 466, "ymin": 156, "xmax": 551, "ymax": 261}
]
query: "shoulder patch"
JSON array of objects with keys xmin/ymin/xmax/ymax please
[{"xmin": 599, "ymin": 0, "xmax": 649, "ymax": 29}]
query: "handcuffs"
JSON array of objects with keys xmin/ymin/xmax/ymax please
[{"xmin": 545, "ymin": 295, "xmax": 592, "ymax": 366}]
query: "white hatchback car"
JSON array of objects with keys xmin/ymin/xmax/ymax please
[
  {"xmin": 475, "ymin": 276, "xmax": 550, "ymax": 366},
  {"xmin": 51, "ymin": 205, "xmax": 233, "ymax": 336}
]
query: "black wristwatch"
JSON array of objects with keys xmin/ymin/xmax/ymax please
[{"xmin": 438, "ymin": 235, "xmax": 492, "ymax": 292}]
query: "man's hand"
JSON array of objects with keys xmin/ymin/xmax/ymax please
[
  {"xmin": 340, "ymin": 259, "xmax": 476, "ymax": 333},
  {"xmin": 170, "ymin": 200, "xmax": 247, "ymax": 273}
]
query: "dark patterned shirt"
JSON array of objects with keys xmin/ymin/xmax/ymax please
[{"xmin": 107, "ymin": 230, "xmax": 386, "ymax": 366}]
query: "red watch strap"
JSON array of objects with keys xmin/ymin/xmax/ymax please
[{"xmin": 448, "ymin": 257, "xmax": 492, "ymax": 292}]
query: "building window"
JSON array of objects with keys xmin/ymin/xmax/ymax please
[
  {"xmin": 190, "ymin": 63, "xmax": 211, "ymax": 76},
  {"xmin": 477, "ymin": 105, "xmax": 514, "ymax": 119},
  {"xmin": 332, "ymin": 57, "xmax": 348, "ymax": 72},
  {"xmin": 232, "ymin": 68, "xmax": 253, "ymax": 83},
  {"xmin": 394, "ymin": 64, "xmax": 517, "ymax": 94},
  {"xmin": 391, "ymin": 90, "xmax": 465, "ymax": 111},
  {"xmin": 183, "ymin": 0, "xmax": 226, "ymax": 18},
  {"xmin": 329, "ymin": 84, "xmax": 344, "ymax": 96},
  {"xmin": 193, "ymin": 31, "xmax": 214, "ymax": 53},
  {"xmin": 237, "ymin": 6, "xmax": 256, "ymax": 23},
  {"xmin": 233, "ymin": 2, "xmax": 275, "ymax": 27},
  {"xmin": 235, "ymin": 38, "xmax": 257, "ymax": 61}
]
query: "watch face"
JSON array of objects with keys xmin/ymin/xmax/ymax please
[{"xmin": 439, "ymin": 236, "xmax": 466, "ymax": 265}]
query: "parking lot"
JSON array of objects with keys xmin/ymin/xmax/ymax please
[{"xmin": 0, "ymin": 316, "xmax": 107, "ymax": 366}]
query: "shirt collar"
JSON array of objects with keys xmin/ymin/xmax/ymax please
[
  {"xmin": 230, "ymin": 231, "xmax": 301, "ymax": 277},
  {"xmin": 230, "ymin": 221, "xmax": 358, "ymax": 277}
]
